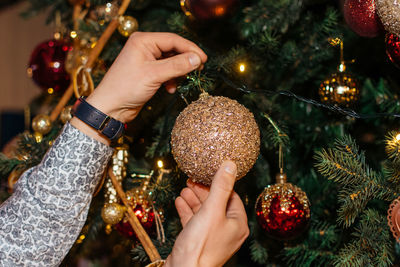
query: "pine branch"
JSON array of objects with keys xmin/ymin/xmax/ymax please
[
  {"xmin": 314, "ymin": 135, "xmax": 390, "ymax": 226},
  {"xmin": 334, "ymin": 209, "xmax": 393, "ymax": 267}
]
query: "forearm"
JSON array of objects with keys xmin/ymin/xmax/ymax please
[{"xmin": 0, "ymin": 123, "xmax": 113, "ymax": 266}]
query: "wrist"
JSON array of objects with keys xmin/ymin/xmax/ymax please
[{"xmin": 85, "ymin": 89, "xmax": 139, "ymax": 123}]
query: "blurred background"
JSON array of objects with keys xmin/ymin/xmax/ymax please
[{"xmin": 0, "ymin": 1, "xmax": 51, "ymax": 149}]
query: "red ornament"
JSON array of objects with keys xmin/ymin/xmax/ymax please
[
  {"xmin": 388, "ymin": 196, "xmax": 400, "ymax": 241},
  {"xmin": 386, "ymin": 33, "xmax": 400, "ymax": 68},
  {"xmin": 255, "ymin": 174, "xmax": 310, "ymax": 240},
  {"xmin": 115, "ymin": 204, "xmax": 155, "ymax": 239},
  {"xmin": 28, "ymin": 39, "xmax": 72, "ymax": 93},
  {"xmin": 343, "ymin": 0, "xmax": 382, "ymax": 37},
  {"xmin": 181, "ymin": 0, "xmax": 238, "ymax": 21}
]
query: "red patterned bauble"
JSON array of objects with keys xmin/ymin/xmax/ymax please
[
  {"xmin": 180, "ymin": 0, "xmax": 238, "ymax": 21},
  {"xmin": 27, "ymin": 39, "xmax": 72, "ymax": 93},
  {"xmin": 115, "ymin": 204, "xmax": 155, "ymax": 238},
  {"xmin": 343, "ymin": 0, "xmax": 382, "ymax": 37},
  {"xmin": 386, "ymin": 33, "xmax": 400, "ymax": 68},
  {"xmin": 115, "ymin": 189, "xmax": 156, "ymax": 239},
  {"xmin": 255, "ymin": 173, "xmax": 311, "ymax": 240}
]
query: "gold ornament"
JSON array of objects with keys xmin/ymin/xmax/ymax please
[
  {"xmin": 319, "ymin": 38, "xmax": 359, "ymax": 107},
  {"xmin": 118, "ymin": 16, "xmax": 139, "ymax": 37},
  {"xmin": 376, "ymin": 0, "xmax": 400, "ymax": 36},
  {"xmin": 101, "ymin": 202, "xmax": 126, "ymax": 225},
  {"xmin": 104, "ymin": 138, "xmax": 129, "ymax": 204},
  {"xmin": 319, "ymin": 72, "xmax": 359, "ymax": 107},
  {"xmin": 60, "ymin": 105, "xmax": 73, "ymax": 124},
  {"xmin": 32, "ymin": 114, "xmax": 52, "ymax": 135},
  {"xmin": 171, "ymin": 93, "xmax": 260, "ymax": 186}
]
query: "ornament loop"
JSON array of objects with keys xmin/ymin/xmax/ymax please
[{"xmin": 72, "ymin": 65, "xmax": 95, "ymax": 98}]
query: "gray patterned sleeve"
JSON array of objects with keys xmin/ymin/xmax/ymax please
[{"xmin": 0, "ymin": 123, "xmax": 114, "ymax": 267}]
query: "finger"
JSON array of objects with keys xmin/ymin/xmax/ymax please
[
  {"xmin": 151, "ymin": 52, "xmax": 202, "ymax": 83},
  {"xmin": 146, "ymin": 32, "xmax": 207, "ymax": 63},
  {"xmin": 165, "ymin": 79, "xmax": 177, "ymax": 94},
  {"xmin": 187, "ymin": 179, "xmax": 210, "ymax": 203},
  {"xmin": 226, "ymin": 191, "xmax": 247, "ymax": 220},
  {"xmin": 180, "ymin": 187, "xmax": 202, "ymax": 213},
  {"xmin": 205, "ymin": 160, "xmax": 237, "ymax": 213},
  {"xmin": 175, "ymin": 196, "xmax": 193, "ymax": 227}
]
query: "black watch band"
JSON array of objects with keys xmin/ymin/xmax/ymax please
[{"xmin": 72, "ymin": 97, "xmax": 125, "ymax": 141}]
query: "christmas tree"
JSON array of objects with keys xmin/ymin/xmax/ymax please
[{"xmin": 2, "ymin": 0, "xmax": 400, "ymax": 266}]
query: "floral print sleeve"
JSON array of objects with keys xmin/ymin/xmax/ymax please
[{"xmin": 0, "ymin": 123, "xmax": 113, "ymax": 267}]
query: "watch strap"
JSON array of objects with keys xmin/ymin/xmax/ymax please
[{"xmin": 72, "ymin": 97, "xmax": 125, "ymax": 141}]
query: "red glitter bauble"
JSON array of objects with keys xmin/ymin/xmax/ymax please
[
  {"xmin": 386, "ymin": 33, "xmax": 400, "ymax": 68},
  {"xmin": 28, "ymin": 39, "xmax": 72, "ymax": 93},
  {"xmin": 181, "ymin": 0, "xmax": 238, "ymax": 21},
  {"xmin": 256, "ymin": 182, "xmax": 310, "ymax": 240},
  {"xmin": 343, "ymin": 0, "xmax": 382, "ymax": 37},
  {"xmin": 115, "ymin": 204, "xmax": 155, "ymax": 239}
]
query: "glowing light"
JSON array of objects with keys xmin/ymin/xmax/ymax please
[
  {"xmin": 157, "ymin": 160, "xmax": 164, "ymax": 169},
  {"xmin": 239, "ymin": 63, "xmax": 246, "ymax": 73},
  {"xmin": 53, "ymin": 32, "xmax": 61, "ymax": 40},
  {"xmin": 70, "ymin": 31, "xmax": 77, "ymax": 39},
  {"xmin": 396, "ymin": 133, "xmax": 400, "ymax": 141},
  {"xmin": 27, "ymin": 67, "xmax": 33, "ymax": 78},
  {"xmin": 47, "ymin": 88, "xmax": 54, "ymax": 94}
]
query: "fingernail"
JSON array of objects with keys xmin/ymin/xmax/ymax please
[
  {"xmin": 223, "ymin": 161, "xmax": 237, "ymax": 175},
  {"xmin": 189, "ymin": 53, "xmax": 201, "ymax": 67}
]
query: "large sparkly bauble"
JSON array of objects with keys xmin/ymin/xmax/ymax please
[
  {"xmin": 32, "ymin": 114, "xmax": 52, "ymax": 135},
  {"xmin": 343, "ymin": 0, "xmax": 382, "ymax": 37},
  {"xmin": 256, "ymin": 182, "xmax": 310, "ymax": 240},
  {"xmin": 319, "ymin": 72, "xmax": 359, "ymax": 107},
  {"xmin": 27, "ymin": 39, "xmax": 72, "ymax": 93},
  {"xmin": 118, "ymin": 16, "xmax": 139, "ymax": 37},
  {"xmin": 386, "ymin": 33, "xmax": 400, "ymax": 68},
  {"xmin": 171, "ymin": 94, "xmax": 260, "ymax": 186},
  {"xmin": 180, "ymin": 0, "xmax": 238, "ymax": 20},
  {"xmin": 101, "ymin": 203, "xmax": 126, "ymax": 225},
  {"xmin": 376, "ymin": 0, "xmax": 400, "ymax": 35}
]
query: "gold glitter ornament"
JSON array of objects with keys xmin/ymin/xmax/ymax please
[
  {"xmin": 319, "ymin": 38, "xmax": 359, "ymax": 107},
  {"xmin": 118, "ymin": 16, "xmax": 139, "ymax": 37},
  {"xmin": 171, "ymin": 93, "xmax": 260, "ymax": 186},
  {"xmin": 319, "ymin": 71, "xmax": 359, "ymax": 107},
  {"xmin": 32, "ymin": 114, "xmax": 52, "ymax": 135},
  {"xmin": 376, "ymin": 0, "xmax": 400, "ymax": 35},
  {"xmin": 101, "ymin": 202, "xmax": 126, "ymax": 225},
  {"xmin": 60, "ymin": 105, "xmax": 73, "ymax": 124}
]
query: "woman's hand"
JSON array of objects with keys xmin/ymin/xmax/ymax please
[
  {"xmin": 71, "ymin": 32, "xmax": 207, "ymax": 144},
  {"xmin": 86, "ymin": 32, "xmax": 207, "ymax": 123},
  {"xmin": 166, "ymin": 161, "xmax": 249, "ymax": 267}
]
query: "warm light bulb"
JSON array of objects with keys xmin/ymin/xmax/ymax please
[
  {"xmin": 157, "ymin": 160, "xmax": 164, "ymax": 168},
  {"xmin": 70, "ymin": 31, "xmax": 77, "ymax": 39},
  {"xmin": 239, "ymin": 63, "xmax": 246, "ymax": 73},
  {"xmin": 396, "ymin": 133, "xmax": 400, "ymax": 141}
]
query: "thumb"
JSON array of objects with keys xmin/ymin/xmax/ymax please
[
  {"xmin": 152, "ymin": 52, "xmax": 202, "ymax": 83},
  {"xmin": 205, "ymin": 161, "xmax": 237, "ymax": 212}
]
